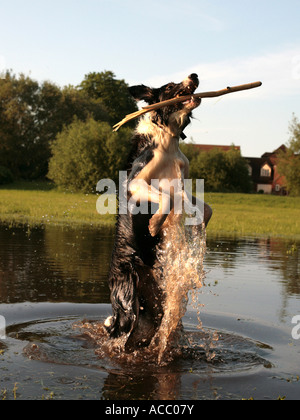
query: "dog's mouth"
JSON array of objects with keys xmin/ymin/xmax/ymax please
[
  {"xmin": 174, "ymin": 74, "xmax": 200, "ymax": 109},
  {"xmin": 181, "ymin": 96, "xmax": 201, "ymax": 109},
  {"xmin": 150, "ymin": 73, "xmax": 201, "ymax": 135}
]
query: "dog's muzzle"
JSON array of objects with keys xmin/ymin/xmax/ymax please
[{"xmin": 182, "ymin": 73, "xmax": 199, "ymax": 91}]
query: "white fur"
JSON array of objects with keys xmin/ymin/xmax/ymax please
[
  {"xmin": 136, "ymin": 113, "xmax": 165, "ymax": 140},
  {"xmin": 135, "ymin": 109, "xmax": 190, "ymax": 142},
  {"xmin": 104, "ymin": 316, "xmax": 113, "ymax": 328}
]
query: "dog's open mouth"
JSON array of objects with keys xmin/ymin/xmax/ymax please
[
  {"xmin": 181, "ymin": 96, "xmax": 201, "ymax": 110},
  {"xmin": 175, "ymin": 74, "xmax": 200, "ymax": 108}
]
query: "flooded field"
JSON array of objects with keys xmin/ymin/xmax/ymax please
[{"xmin": 0, "ymin": 224, "xmax": 299, "ymax": 400}]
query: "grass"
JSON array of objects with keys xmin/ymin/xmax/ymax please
[
  {"xmin": 1, "ymin": 181, "xmax": 300, "ymax": 238},
  {"xmin": 205, "ymin": 192, "xmax": 300, "ymax": 238},
  {"xmin": 0, "ymin": 181, "xmax": 115, "ymax": 229}
]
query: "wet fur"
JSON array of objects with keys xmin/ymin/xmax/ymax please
[{"xmin": 105, "ymin": 74, "xmax": 212, "ymax": 350}]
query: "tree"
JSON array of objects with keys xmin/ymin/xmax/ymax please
[
  {"xmin": 278, "ymin": 114, "xmax": 300, "ymax": 196},
  {"xmin": 0, "ymin": 165, "xmax": 13, "ymax": 185},
  {"xmin": 79, "ymin": 71, "xmax": 138, "ymax": 126},
  {"xmin": 0, "ymin": 71, "xmax": 109, "ymax": 179},
  {"xmin": 0, "ymin": 71, "xmax": 41, "ymax": 179},
  {"xmin": 182, "ymin": 144, "xmax": 252, "ymax": 193},
  {"xmin": 48, "ymin": 118, "xmax": 132, "ymax": 193},
  {"xmin": 225, "ymin": 147, "xmax": 253, "ymax": 193}
]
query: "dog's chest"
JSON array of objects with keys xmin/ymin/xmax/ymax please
[{"xmin": 136, "ymin": 149, "xmax": 185, "ymax": 184}]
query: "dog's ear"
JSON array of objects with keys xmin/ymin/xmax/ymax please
[{"xmin": 128, "ymin": 85, "xmax": 155, "ymax": 104}]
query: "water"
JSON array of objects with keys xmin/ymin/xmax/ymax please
[{"xmin": 0, "ymin": 224, "xmax": 300, "ymax": 400}]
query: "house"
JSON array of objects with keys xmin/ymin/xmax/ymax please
[
  {"xmin": 189, "ymin": 143, "xmax": 288, "ymax": 195},
  {"xmin": 245, "ymin": 145, "xmax": 287, "ymax": 195}
]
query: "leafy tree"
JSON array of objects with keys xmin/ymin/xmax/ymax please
[
  {"xmin": 225, "ymin": 147, "xmax": 253, "ymax": 193},
  {"xmin": 0, "ymin": 71, "xmax": 41, "ymax": 178},
  {"xmin": 0, "ymin": 71, "xmax": 109, "ymax": 179},
  {"xmin": 181, "ymin": 144, "xmax": 252, "ymax": 193},
  {"xmin": 0, "ymin": 165, "xmax": 13, "ymax": 185},
  {"xmin": 48, "ymin": 117, "xmax": 132, "ymax": 193},
  {"xmin": 278, "ymin": 114, "xmax": 300, "ymax": 196},
  {"xmin": 79, "ymin": 71, "xmax": 138, "ymax": 126}
]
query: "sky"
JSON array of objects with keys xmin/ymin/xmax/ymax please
[{"xmin": 0, "ymin": 0, "xmax": 300, "ymax": 157}]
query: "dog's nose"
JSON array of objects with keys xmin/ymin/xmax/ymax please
[
  {"xmin": 189, "ymin": 73, "xmax": 198, "ymax": 81},
  {"xmin": 188, "ymin": 74, "xmax": 199, "ymax": 86},
  {"xmin": 183, "ymin": 74, "xmax": 199, "ymax": 89}
]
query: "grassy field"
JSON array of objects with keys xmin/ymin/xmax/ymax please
[
  {"xmin": 0, "ymin": 181, "xmax": 115, "ymax": 229},
  {"xmin": 205, "ymin": 192, "xmax": 300, "ymax": 238},
  {"xmin": 1, "ymin": 181, "xmax": 300, "ymax": 238}
]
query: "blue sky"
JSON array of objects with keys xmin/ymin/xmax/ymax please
[{"xmin": 1, "ymin": 0, "xmax": 300, "ymax": 156}]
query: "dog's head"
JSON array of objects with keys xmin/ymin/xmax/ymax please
[{"xmin": 129, "ymin": 74, "xmax": 201, "ymax": 139}]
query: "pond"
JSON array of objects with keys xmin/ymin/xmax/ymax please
[{"xmin": 0, "ymin": 224, "xmax": 299, "ymax": 400}]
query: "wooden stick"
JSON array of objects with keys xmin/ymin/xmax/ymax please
[{"xmin": 113, "ymin": 81, "xmax": 262, "ymax": 131}]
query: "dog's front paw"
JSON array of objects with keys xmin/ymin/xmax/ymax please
[{"xmin": 149, "ymin": 213, "xmax": 167, "ymax": 237}]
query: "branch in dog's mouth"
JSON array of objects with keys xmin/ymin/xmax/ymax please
[{"xmin": 113, "ymin": 81, "xmax": 262, "ymax": 132}]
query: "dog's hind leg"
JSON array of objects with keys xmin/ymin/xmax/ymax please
[
  {"xmin": 106, "ymin": 262, "xmax": 140, "ymax": 339},
  {"xmin": 129, "ymin": 179, "xmax": 174, "ymax": 237}
]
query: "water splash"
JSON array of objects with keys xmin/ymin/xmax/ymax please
[
  {"xmin": 150, "ymin": 221, "xmax": 207, "ymax": 363},
  {"xmin": 79, "ymin": 218, "xmax": 213, "ymax": 365}
]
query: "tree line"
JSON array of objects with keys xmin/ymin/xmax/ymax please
[
  {"xmin": 0, "ymin": 70, "xmax": 137, "ymax": 187},
  {"xmin": 1, "ymin": 70, "xmax": 299, "ymax": 195},
  {"xmin": 180, "ymin": 143, "xmax": 252, "ymax": 193}
]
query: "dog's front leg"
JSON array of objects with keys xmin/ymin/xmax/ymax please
[
  {"xmin": 183, "ymin": 190, "xmax": 213, "ymax": 228},
  {"xmin": 129, "ymin": 179, "xmax": 173, "ymax": 237}
]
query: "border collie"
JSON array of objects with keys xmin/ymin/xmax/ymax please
[{"xmin": 105, "ymin": 74, "xmax": 212, "ymax": 350}]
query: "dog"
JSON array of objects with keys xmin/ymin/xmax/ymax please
[{"xmin": 105, "ymin": 74, "xmax": 212, "ymax": 350}]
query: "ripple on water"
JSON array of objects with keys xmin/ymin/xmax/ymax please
[{"xmin": 8, "ymin": 315, "xmax": 272, "ymax": 376}]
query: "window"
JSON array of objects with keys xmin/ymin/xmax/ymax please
[
  {"xmin": 275, "ymin": 184, "xmax": 281, "ymax": 192},
  {"xmin": 261, "ymin": 164, "xmax": 271, "ymax": 178}
]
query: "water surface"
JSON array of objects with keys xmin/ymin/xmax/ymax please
[{"xmin": 0, "ymin": 225, "xmax": 299, "ymax": 400}]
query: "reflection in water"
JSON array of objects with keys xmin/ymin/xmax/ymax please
[
  {"xmin": 204, "ymin": 235, "xmax": 300, "ymax": 320},
  {"xmin": 0, "ymin": 225, "xmax": 112, "ymax": 303},
  {"xmin": 0, "ymin": 225, "xmax": 299, "ymax": 307}
]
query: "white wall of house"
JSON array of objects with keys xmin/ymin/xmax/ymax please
[{"xmin": 257, "ymin": 184, "xmax": 272, "ymax": 194}]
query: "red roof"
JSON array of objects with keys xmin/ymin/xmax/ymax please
[
  {"xmin": 261, "ymin": 144, "xmax": 287, "ymax": 158},
  {"xmin": 192, "ymin": 144, "xmax": 241, "ymax": 152}
]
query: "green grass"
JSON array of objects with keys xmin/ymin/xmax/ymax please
[
  {"xmin": 205, "ymin": 192, "xmax": 300, "ymax": 238},
  {"xmin": 0, "ymin": 181, "xmax": 115, "ymax": 229},
  {"xmin": 1, "ymin": 181, "xmax": 300, "ymax": 238}
]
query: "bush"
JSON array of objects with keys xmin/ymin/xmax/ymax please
[
  {"xmin": 0, "ymin": 166, "xmax": 13, "ymax": 185},
  {"xmin": 277, "ymin": 114, "xmax": 300, "ymax": 196},
  {"xmin": 48, "ymin": 118, "xmax": 131, "ymax": 193},
  {"xmin": 182, "ymin": 145, "xmax": 252, "ymax": 193}
]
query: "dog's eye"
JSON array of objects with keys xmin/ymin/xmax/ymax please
[{"xmin": 167, "ymin": 84, "xmax": 175, "ymax": 91}]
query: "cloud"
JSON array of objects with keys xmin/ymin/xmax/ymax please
[
  {"xmin": 145, "ymin": 45, "xmax": 300, "ymax": 100},
  {"xmin": 0, "ymin": 55, "xmax": 6, "ymax": 71}
]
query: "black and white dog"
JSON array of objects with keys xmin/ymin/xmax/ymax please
[{"xmin": 105, "ymin": 74, "xmax": 212, "ymax": 350}]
